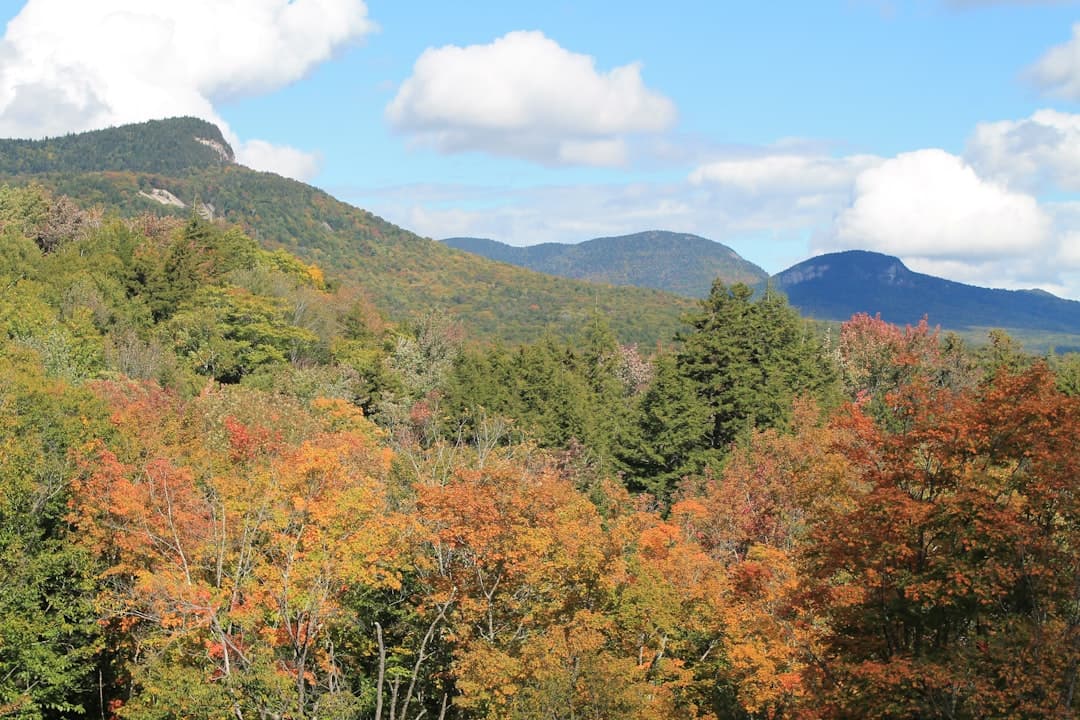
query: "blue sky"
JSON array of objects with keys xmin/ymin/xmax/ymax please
[{"xmin": 2, "ymin": 1, "xmax": 1080, "ymax": 298}]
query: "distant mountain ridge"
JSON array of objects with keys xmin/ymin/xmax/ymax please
[
  {"xmin": 443, "ymin": 231, "xmax": 769, "ymax": 298},
  {"xmin": 0, "ymin": 117, "xmax": 695, "ymax": 346},
  {"xmin": 773, "ymin": 250, "xmax": 1080, "ymax": 335}
]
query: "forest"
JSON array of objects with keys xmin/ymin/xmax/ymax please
[{"xmin": 2, "ymin": 182, "xmax": 1080, "ymax": 719}]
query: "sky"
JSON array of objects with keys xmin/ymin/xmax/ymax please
[{"xmin": 2, "ymin": 1, "xmax": 1080, "ymax": 299}]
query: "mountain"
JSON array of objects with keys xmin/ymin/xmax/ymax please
[
  {"xmin": 443, "ymin": 231, "xmax": 769, "ymax": 298},
  {"xmin": 0, "ymin": 118, "xmax": 696, "ymax": 346},
  {"xmin": 0, "ymin": 117, "xmax": 234, "ymax": 175},
  {"xmin": 774, "ymin": 250, "xmax": 1080, "ymax": 338}
]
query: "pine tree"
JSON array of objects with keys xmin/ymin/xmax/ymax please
[{"xmin": 623, "ymin": 282, "xmax": 836, "ymax": 500}]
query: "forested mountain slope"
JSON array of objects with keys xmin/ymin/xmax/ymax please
[
  {"xmin": 0, "ymin": 118, "xmax": 694, "ymax": 345},
  {"xmin": 0, "ymin": 117, "xmax": 234, "ymax": 175},
  {"xmin": 444, "ymin": 230, "xmax": 769, "ymax": 298}
]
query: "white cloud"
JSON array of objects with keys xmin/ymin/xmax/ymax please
[
  {"xmin": 1046, "ymin": 202, "xmax": 1080, "ymax": 272},
  {"xmin": 818, "ymin": 149, "xmax": 1080, "ymax": 295},
  {"xmin": 385, "ymin": 31, "xmax": 676, "ymax": 167},
  {"xmin": 345, "ymin": 145, "xmax": 1080, "ymax": 299},
  {"xmin": 1058, "ymin": 231, "xmax": 1080, "ymax": 266},
  {"xmin": 341, "ymin": 179, "xmax": 819, "ymax": 278},
  {"xmin": 967, "ymin": 109, "xmax": 1080, "ymax": 192},
  {"xmin": 830, "ymin": 149, "xmax": 1050, "ymax": 259},
  {"xmin": 690, "ymin": 153, "xmax": 880, "ymax": 194},
  {"xmin": 350, "ymin": 182, "xmax": 699, "ymax": 246},
  {"xmin": 0, "ymin": 0, "xmax": 373, "ymax": 179},
  {"xmin": 236, "ymin": 140, "xmax": 323, "ymax": 182},
  {"xmin": 1029, "ymin": 23, "xmax": 1080, "ymax": 100}
]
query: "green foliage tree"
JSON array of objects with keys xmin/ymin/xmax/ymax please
[
  {"xmin": 165, "ymin": 286, "xmax": 320, "ymax": 383},
  {"xmin": 618, "ymin": 353, "xmax": 711, "ymax": 497},
  {"xmin": 622, "ymin": 282, "xmax": 836, "ymax": 499},
  {"xmin": 0, "ymin": 347, "xmax": 110, "ymax": 719},
  {"xmin": 441, "ymin": 316, "xmax": 639, "ymax": 468},
  {"xmin": 1051, "ymin": 351, "xmax": 1080, "ymax": 396}
]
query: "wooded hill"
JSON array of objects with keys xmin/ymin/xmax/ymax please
[
  {"xmin": 0, "ymin": 118, "xmax": 694, "ymax": 346},
  {"xmin": 2, "ymin": 172, "xmax": 1080, "ymax": 719},
  {"xmin": 443, "ymin": 230, "xmax": 769, "ymax": 298}
]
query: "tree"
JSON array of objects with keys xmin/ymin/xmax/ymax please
[
  {"xmin": 623, "ymin": 283, "xmax": 835, "ymax": 499},
  {"xmin": 837, "ymin": 313, "xmax": 978, "ymax": 423},
  {"xmin": 414, "ymin": 458, "xmax": 726, "ymax": 720},
  {"xmin": 0, "ymin": 346, "xmax": 109, "ymax": 719},
  {"xmin": 619, "ymin": 353, "xmax": 712, "ymax": 498},
  {"xmin": 803, "ymin": 363, "xmax": 1080, "ymax": 718},
  {"xmin": 72, "ymin": 385, "xmax": 406, "ymax": 719},
  {"xmin": 670, "ymin": 399, "xmax": 858, "ymax": 718}
]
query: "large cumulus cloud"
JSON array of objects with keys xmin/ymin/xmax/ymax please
[{"xmin": 386, "ymin": 31, "xmax": 676, "ymax": 167}]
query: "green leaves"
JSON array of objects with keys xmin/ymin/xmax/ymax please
[
  {"xmin": 166, "ymin": 286, "xmax": 320, "ymax": 383},
  {"xmin": 622, "ymin": 283, "xmax": 836, "ymax": 500},
  {"xmin": 0, "ymin": 353, "xmax": 110, "ymax": 719}
]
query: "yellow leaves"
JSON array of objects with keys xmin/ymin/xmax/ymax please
[
  {"xmin": 310, "ymin": 395, "xmax": 374, "ymax": 433},
  {"xmin": 71, "ymin": 384, "xmax": 410, "ymax": 706},
  {"xmin": 305, "ymin": 262, "xmax": 325, "ymax": 289},
  {"xmin": 721, "ymin": 544, "xmax": 810, "ymax": 717}
]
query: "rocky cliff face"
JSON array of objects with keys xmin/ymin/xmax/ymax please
[{"xmin": 194, "ymin": 136, "xmax": 234, "ymax": 163}]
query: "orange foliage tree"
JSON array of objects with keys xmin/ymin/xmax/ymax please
[
  {"xmin": 671, "ymin": 398, "xmax": 859, "ymax": 719},
  {"xmin": 72, "ymin": 383, "xmax": 404, "ymax": 719},
  {"xmin": 414, "ymin": 460, "xmax": 728, "ymax": 719}
]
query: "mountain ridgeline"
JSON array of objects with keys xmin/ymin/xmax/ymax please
[
  {"xmin": 4, "ymin": 117, "xmax": 1079, "ymax": 350},
  {"xmin": 0, "ymin": 117, "xmax": 694, "ymax": 346},
  {"xmin": 443, "ymin": 231, "xmax": 769, "ymax": 298},
  {"xmin": 774, "ymin": 250, "xmax": 1080, "ymax": 340}
]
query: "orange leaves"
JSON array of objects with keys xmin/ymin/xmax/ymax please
[
  {"xmin": 65, "ymin": 314, "xmax": 1080, "ymax": 719},
  {"xmin": 672, "ymin": 397, "xmax": 858, "ymax": 565},
  {"xmin": 413, "ymin": 460, "xmax": 729, "ymax": 719},
  {"xmin": 720, "ymin": 545, "xmax": 813, "ymax": 717},
  {"xmin": 72, "ymin": 381, "xmax": 402, "ymax": 716}
]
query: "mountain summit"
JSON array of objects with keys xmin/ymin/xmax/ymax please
[
  {"xmin": 774, "ymin": 250, "xmax": 1080, "ymax": 334},
  {"xmin": 0, "ymin": 117, "xmax": 234, "ymax": 175}
]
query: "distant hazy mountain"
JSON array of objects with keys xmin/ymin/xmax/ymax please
[
  {"xmin": 443, "ymin": 231, "xmax": 769, "ymax": 298},
  {"xmin": 773, "ymin": 250, "xmax": 1080, "ymax": 334}
]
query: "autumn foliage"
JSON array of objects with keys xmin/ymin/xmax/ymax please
[{"xmin": 2, "ymin": 194, "xmax": 1079, "ymax": 719}]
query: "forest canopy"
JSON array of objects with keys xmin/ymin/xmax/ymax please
[{"xmin": 1, "ymin": 184, "xmax": 1078, "ymax": 720}]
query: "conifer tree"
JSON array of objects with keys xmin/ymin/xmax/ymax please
[{"xmin": 623, "ymin": 282, "xmax": 835, "ymax": 499}]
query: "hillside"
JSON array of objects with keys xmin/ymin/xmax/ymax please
[
  {"xmin": 444, "ymin": 230, "xmax": 769, "ymax": 298},
  {"xmin": 0, "ymin": 118, "xmax": 695, "ymax": 346},
  {"xmin": 774, "ymin": 250, "xmax": 1080, "ymax": 345}
]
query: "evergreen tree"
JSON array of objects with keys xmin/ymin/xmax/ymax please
[
  {"xmin": 619, "ymin": 353, "xmax": 712, "ymax": 497},
  {"xmin": 623, "ymin": 282, "xmax": 836, "ymax": 500}
]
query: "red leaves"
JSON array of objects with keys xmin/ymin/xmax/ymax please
[
  {"xmin": 804, "ymin": 354, "xmax": 1080, "ymax": 717},
  {"xmin": 223, "ymin": 415, "xmax": 280, "ymax": 463}
]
